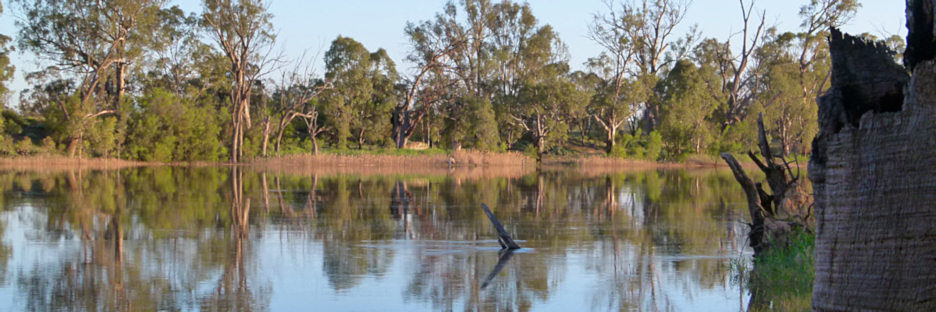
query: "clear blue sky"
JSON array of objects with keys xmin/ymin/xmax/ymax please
[{"xmin": 0, "ymin": 0, "xmax": 905, "ymax": 107}]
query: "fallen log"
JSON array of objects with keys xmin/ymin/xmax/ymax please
[{"xmin": 481, "ymin": 203, "xmax": 521, "ymax": 250}]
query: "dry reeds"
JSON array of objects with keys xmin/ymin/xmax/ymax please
[
  {"xmin": 250, "ymin": 150, "xmax": 535, "ymax": 179},
  {"xmin": 0, "ymin": 156, "xmax": 151, "ymax": 172},
  {"xmin": 253, "ymin": 150, "xmax": 532, "ymax": 169}
]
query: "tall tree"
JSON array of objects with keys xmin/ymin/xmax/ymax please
[
  {"xmin": 588, "ymin": 0, "xmax": 690, "ymax": 153},
  {"xmin": 751, "ymin": 0, "xmax": 858, "ymax": 155},
  {"xmin": 392, "ymin": 18, "xmax": 461, "ymax": 149},
  {"xmin": 0, "ymin": 1, "xmax": 13, "ymax": 110},
  {"xmin": 202, "ymin": 0, "xmax": 276, "ymax": 162},
  {"xmin": 511, "ymin": 26, "xmax": 584, "ymax": 157},
  {"xmin": 694, "ymin": 0, "xmax": 767, "ymax": 131},
  {"xmin": 266, "ymin": 57, "xmax": 327, "ymax": 155},
  {"xmin": 15, "ymin": 0, "xmax": 166, "ymax": 156},
  {"xmin": 322, "ymin": 36, "xmax": 397, "ymax": 150},
  {"xmin": 657, "ymin": 60, "xmax": 719, "ymax": 156}
]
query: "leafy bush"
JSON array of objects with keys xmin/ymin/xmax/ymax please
[
  {"xmin": 125, "ymin": 89, "xmax": 225, "ymax": 162},
  {"xmin": 14, "ymin": 139, "xmax": 35, "ymax": 155},
  {"xmin": 645, "ymin": 131, "xmax": 663, "ymax": 161}
]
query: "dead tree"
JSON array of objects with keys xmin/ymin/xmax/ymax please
[{"xmin": 721, "ymin": 113, "xmax": 809, "ymax": 256}]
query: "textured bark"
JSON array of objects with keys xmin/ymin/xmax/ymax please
[
  {"xmin": 721, "ymin": 153, "xmax": 769, "ymax": 256},
  {"xmin": 810, "ymin": 4, "xmax": 936, "ymax": 309},
  {"xmin": 721, "ymin": 114, "xmax": 809, "ymax": 256}
]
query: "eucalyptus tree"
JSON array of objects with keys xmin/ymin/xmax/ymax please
[
  {"xmin": 265, "ymin": 57, "xmax": 328, "ymax": 155},
  {"xmin": 0, "ymin": 1, "xmax": 12, "ymax": 110},
  {"xmin": 202, "ymin": 0, "xmax": 277, "ymax": 162},
  {"xmin": 404, "ymin": 0, "xmax": 560, "ymax": 151},
  {"xmin": 656, "ymin": 60, "xmax": 719, "ymax": 156},
  {"xmin": 15, "ymin": 0, "xmax": 167, "ymax": 156},
  {"xmin": 692, "ymin": 0, "xmax": 767, "ymax": 132},
  {"xmin": 587, "ymin": 0, "xmax": 690, "ymax": 153},
  {"xmin": 143, "ymin": 5, "xmax": 211, "ymax": 96},
  {"xmin": 321, "ymin": 36, "xmax": 397, "ymax": 150},
  {"xmin": 750, "ymin": 0, "xmax": 859, "ymax": 155},
  {"xmin": 510, "ymin": 26, "xmax": 586, "ymax": 156},
  {"xmin": 0, "ymin": 1, "xmax": 10, "ymax": 143},
  {"xmin": 603, "ymin": 0, "xmax": 692, "ymax": 131},
  {"xmin": 392, "ymin": 16, "xmax": 462, "ymax": 149}
]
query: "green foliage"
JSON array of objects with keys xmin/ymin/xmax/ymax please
[
  {"xmin": 611, "ymin": 130, "xmax": 662, "ymax": 161},
  {"xmin": 748, "ymin": 229, "xmax": 815, "ymax": 311},
  {"xmin": 125, "ymin": 89, "xmax": 225, "ymax": 162},
  {"xmin": 14, "ymin": 139, "xmax": 35, "ymax": 155},
  {"xmin": 84, "ymin": 116, "xmax": 119, "ymax": 158},
  {"xmin": 322, "ymin": 36, "xmax": 398, "ymax": 150},
  {"xmin": 0, "ymin": 135, "xmax": 12, "ymax": 156},
  {"xmin": 645, "ymin": 131, "xmax": 663, "ymax": 161},
  {"xmin": 0, "ymin": 0, "xmax": 850, "ymax": 164},
  {"xmin": 40, "ymin": 137, "xmax": 56, "ymax": 154},
  {"xmin": 464, "ymin": 96, "xmax": 502, "ymax": 151},
  {"xmin": 0, "ymin": 1, "xmax": 14, "ymax": 109},
  {"xmin": 657, "ymin": 60, "xmax": 718, "ymax": 159}
]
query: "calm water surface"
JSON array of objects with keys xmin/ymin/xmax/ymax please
[{"xmin": 0, "ymin": 167, "xmax": 753, "ymax": 311}]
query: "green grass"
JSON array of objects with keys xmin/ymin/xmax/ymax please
[{"xmin": 748, "ymin": 229, "xmax": 815, "ymax": 311}]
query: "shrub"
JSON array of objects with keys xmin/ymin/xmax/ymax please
[
  {"xmin": 645, "ymin": 131, "xmax": 663, "ymax": 161},
  {"xmin": 14, "ymin": 139, "xmax": 35, "ymax": 155}
]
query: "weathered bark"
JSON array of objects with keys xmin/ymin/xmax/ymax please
[
  {"xmin": 721, "ymin": 153, "xmax": 769, "ymax": 256},
  {"xmin": 809, "ymin": 6, "xmax": 934, "ymax": 309},
  {"xmin": 721, "ymin": 113, "xmax": 809, "ymax": 256}
]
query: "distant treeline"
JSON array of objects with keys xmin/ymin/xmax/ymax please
[{"xmin": 0, "ymin": 0, "xmax": 896, "ymax": 162}]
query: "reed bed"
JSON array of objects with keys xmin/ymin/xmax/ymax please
[{"xmin": 0, "ymin": 156, "xmax": 151, "ymax": 172}]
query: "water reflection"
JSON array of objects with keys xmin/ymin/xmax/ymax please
[{"xmin": 0, "ymin": 167, "xmax": 752, "ymax": 311}]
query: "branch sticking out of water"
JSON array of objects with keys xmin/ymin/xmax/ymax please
[{"xmin": 481, "ymin": 203, "xmax": 521, "ymax": 250}]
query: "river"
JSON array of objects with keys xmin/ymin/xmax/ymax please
[{"xmin": 0, "ymin": 166, "xmax": 755, "ymax": 311}]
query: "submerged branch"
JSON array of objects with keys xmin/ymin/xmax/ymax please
[{"xmin": 480, "ymin": 203, "xmax": 521, "ymax": 250}]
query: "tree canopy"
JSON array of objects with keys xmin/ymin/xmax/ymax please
[{"xmin": 0, "ymin": 0, "xmax": 874, "ymax": 161}]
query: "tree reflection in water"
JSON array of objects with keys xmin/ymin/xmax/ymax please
[{"xmin": 0, "ymin": 167, "xmax": 757, "ymax": 311}]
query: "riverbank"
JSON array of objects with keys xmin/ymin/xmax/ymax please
[{"xmin": 0, "ymin": 150, "xmax": 794, "ymax": 172}]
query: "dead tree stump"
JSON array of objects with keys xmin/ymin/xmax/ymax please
[{"xmin": 721, "ymin": 114, "xmax": 812, "ymax": 257}]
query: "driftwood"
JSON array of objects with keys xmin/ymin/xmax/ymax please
[
  {"xmin": 721, "ymin": 114, "xmax": 810, "ymax": 256},
  {"xmin": 480, "ymin": 203, "xmax": 521, "ymax": 250}
]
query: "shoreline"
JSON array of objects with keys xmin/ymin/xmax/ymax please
[{"xmin": 0, "ymin": 151, "xmax": 774, "ymax": 172}]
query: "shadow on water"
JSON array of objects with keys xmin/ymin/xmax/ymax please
[{"xmin": 0, "ymin": 166, "xmax": 793, "ymax": 311}]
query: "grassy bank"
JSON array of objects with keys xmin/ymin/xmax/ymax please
[{"xmin": 747, "ymin": 229, "xmax": 815, "ymax": 311}]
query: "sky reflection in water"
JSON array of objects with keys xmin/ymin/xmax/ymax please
[{"xmin": 0, "ymin": 167, "xmax": 752, "ymax": 311}]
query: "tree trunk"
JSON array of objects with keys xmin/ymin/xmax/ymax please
[
  {"xmin": 67, "ymin": 136, "xmax": 80, "ymax": 158},
  {"xmin": 275, "ymin": 128, "xmax": 285, "ymax": 154},
  {"xmin": 393, "ymin": 110, "xmax": 409, "ymax": 148},
  {"xmin": 358, "ymin": 128, "xmax": 365, "ymax": 149},
  {"xmin": 605, "ymin": 125, "xmax": 617, "ymax": 154},
  {"xmin": 260, "ymin": 116, "xmax": 271, "ymax": 157},
  {"xmin": 810, "ymin": 21, "xmax": 921, "ymax": 310}
]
